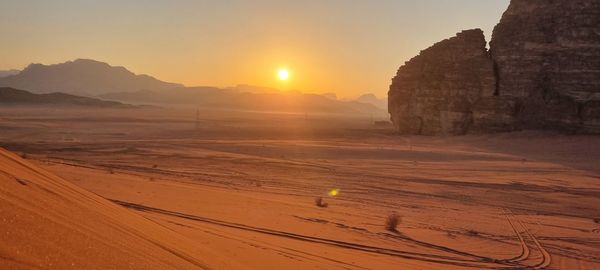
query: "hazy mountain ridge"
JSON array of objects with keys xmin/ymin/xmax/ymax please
[
  {"xmin": 0, "ymin": 87, "xmax": 134, "ymax": 108},
  {"xmin": 356, "ymin": 93, "xmax": 387, "ymax": 110},
  {"xmin": 100, "ymin": 87, "xmax": 383, "ymax": 115},
  {"xmin": 0, "ymin": 59, "xmax": 385, "ymax": 115},
  {"xmin": 0, "ymin": 69, "xmax": 20, "ymax": 78},
  {"xmin": 0, "ymin": 59, "xmax": 183, "ymax": 96}
]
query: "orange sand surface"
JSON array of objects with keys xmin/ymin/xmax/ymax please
[{"xmin": 1, "ymin": 107, "xmax": 599, "ymax": 269}]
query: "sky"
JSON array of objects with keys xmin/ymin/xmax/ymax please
[{"xmin": 0, "ymin": 0, "xmax": 510, "ymax": 98}]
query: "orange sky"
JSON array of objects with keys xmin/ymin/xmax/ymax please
[{"xmin": 0, "ymin": 1, "xmax": 509, "ymax": 98}]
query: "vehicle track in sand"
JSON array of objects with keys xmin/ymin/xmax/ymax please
[
  {"xmin": 503, "ymin": 211, "xmax": 530, "ymax": 263},
  {"xmin": 113, "ymin": 199, "xmax": 548, "ymax": 269},
  {"xmin": 504, "ymin": 209, "xmax": 552, "ymax": 269}
]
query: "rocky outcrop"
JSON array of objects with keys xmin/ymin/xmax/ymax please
[
  {"xmin": 388, "ymin": 29, "xmax": 495, "ymax": 135},
  {"xmin": 388, "ymin": 0, "xmax": 600, "ymax": 134},
  {"xmin": 471, "ymin": 96, "xmax": 520, "ymax": 133},
  {"xmin": 490, "ymin": 0, "xmax": 600, "ymax": 133}
]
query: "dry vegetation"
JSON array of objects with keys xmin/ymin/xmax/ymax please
[
  {"xmin": 385, "ymin": 212, "xmax": 401, "ymax": 232},
  {"xmin": 314, "ymin": 197, "xmax": 328, "ymax": 208}
]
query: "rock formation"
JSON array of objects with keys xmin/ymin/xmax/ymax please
[
  {"xmin": 388, "ymin": 29, "xmax": 495, "ymax": 135},
  {"xmin": 388, "ymin": 0, "xmax": 600, "ymax": 134}
]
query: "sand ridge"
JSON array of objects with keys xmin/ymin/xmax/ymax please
[{"xmin": 0, "ymin": 148, "xmax": 235, "ymax": 270}]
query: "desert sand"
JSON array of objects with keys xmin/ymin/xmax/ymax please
[{"xmin": 1, "ymin": 106, "xmax": 599, "ymax": 269}]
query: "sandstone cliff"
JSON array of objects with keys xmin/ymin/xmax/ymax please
[
  {"xmin": 389, "ymin": 29, "xmax": 495, "ymax": 135},
  {"xmin": 388, "ymin": 0, "xmax": 600, "ymax": 134},
  {"xmin": 490, "ymin": 0, "xmax": 600, "ymax": 133}
]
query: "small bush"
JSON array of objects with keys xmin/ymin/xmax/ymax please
[
  {"xmin": 108, "ymin": 168, "xmax": 115, "ymax": 174},
  {"xmin": 315, "ymin": 197, "xmax": 328, "ymax": 208},
  {"xmin": 21, "ymin": 153, "xmax": 28, "ymax": 159},
  {"xmin": 385, "ymin": 213, "xmax": 401, "ymax": 232},
  {"xmin": 152, "ymin": 164, "xmax": 158, "ymax": 169},
  {"xmin": 466, "ymin": 229, "xmax": 479, "ymax": 237},
  {"xmin": 593, "ymin": 218, "xmax": 600, "ymax": 224}
]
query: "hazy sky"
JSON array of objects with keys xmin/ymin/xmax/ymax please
[{"xmin": 0, "ymin": 0, "xmax": 509, "ymax": 98}]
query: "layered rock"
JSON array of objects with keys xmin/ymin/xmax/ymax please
[
  {"xmin": 490, "ymin": 0, "xmax": 600, "ymax": 132},
  {"xmin": 388, "ymin": 0, "xmax": 600, "ymax": 134},
  {"xmin": 388, "ymin": 29, "xmax": 495, "ymax": 135}
]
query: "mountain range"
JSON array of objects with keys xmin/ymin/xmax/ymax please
[
  {"xmin": 0, "ymin": 59, "xmax": 182, "ymax": 96},
  {"xmin": 0, "ymin": 69, "xmax": 20, "ymax": 78},
  {"xmin": 0, "ymin": 87, "xmax": 133, "ymax": 108},
  {"xmin": 0, "ymin": 59, "xmax": 386, "ymax": 115},
  {"xmin": 99, "ymin": 88, "xmax": 381, "ymax": 114},
  {"xmin": 357, "ymin": 93, "xmax": 387, "ymax": 110}
]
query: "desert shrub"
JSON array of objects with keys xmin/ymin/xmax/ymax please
[
  {"xmin": 466, "ymin": 229, "xmax": 479, "ymax": 237},
  {"xmin": 152, "ymin": 164, "xmax": 158, "ymax": 169},
  {"xmin": 385, "ymin": 213, "xmax": 401, "ymax": 232},
  {"xmin": 315, "ymin": 197, "xmax": 328, "ymax": 208},
  {"xmin": 20, "ymin": 153, "xmax": 28, "ymax": 159},
  {"xmin": 594, "ymin": 218, "xmax": 600, "ymax": 224}
]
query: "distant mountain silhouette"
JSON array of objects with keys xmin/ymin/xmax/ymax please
[
  {"xmin": 226, "ymin": 84, "xmax": 284, "ymax": 94},
  {"xmin": 322, "ymin": 93, "xmax": 338, "ymax": 100},
  {"xmin": 0, "ymin": 69, "xmax": 19, "ymax": 78},
  {"xmin": 101, "ymin": 87, "xmax": 383, "ymax": 115},
  {"xmin": 0, "ymin": 87, "xmax": 134, "ymax": 108},
  {"xmin": 0, "ymin": 59, "xmax": 182, "ymax": 96},
  {"xmin": 356, "ymin": 93, "xmax": 387, "ymax": 110},
  {"xmin": 1, "ymin": 59, "xmax": 385, "ymax": 115}
]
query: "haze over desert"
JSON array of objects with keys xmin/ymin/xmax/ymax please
[{"xmin": 1, "ymin": 1, "xmax": 599, "ymax": 270}]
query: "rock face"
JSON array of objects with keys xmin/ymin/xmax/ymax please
[
  {"xmin": 490, "ymin": 0, "xmax": 600, "ymax": 133},
  {"xmin": 388, "ymin": 29, "xmax": 495, "ymax": 135},
  {"xmin": 388, "ymin": 0, "xmax": 600, "ymax": 134}
]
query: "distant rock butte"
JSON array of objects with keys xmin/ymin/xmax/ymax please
[{"xmin": 388, "ymin": 0, "xmax": 600, "ymax": 134}]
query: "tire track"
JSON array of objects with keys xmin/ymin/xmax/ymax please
[
  {"xmin": 506, "ymin": 209, "xmax": 552, "ymax": 269},
  {"xmin": 518, "ymin": 220, "xmax": 552, "ymax": 269},
  {"xmin": 113, "ymin": 199, "xmax": 521, "ymax": 269},
  {"xmin": 503, "ymin": 212, "xmax": 530, "ymax": 263}
]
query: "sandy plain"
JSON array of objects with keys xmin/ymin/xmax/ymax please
[{"xmin": 1, "ymin": 106, "xmax": 599, "ymax": 270}]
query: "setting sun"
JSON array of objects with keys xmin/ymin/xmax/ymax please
[{"xmin": 278, "ymin": 69, "xmax": 289, "ymax": 81}]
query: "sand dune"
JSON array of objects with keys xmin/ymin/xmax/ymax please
[{"xmin": 0, "ymin": 148, "xmax": 232, "ymax": 270}]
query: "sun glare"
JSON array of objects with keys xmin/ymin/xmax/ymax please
[{"xmin": 278, "ymin": 69, "xmax": 289, "ymax": 81}]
